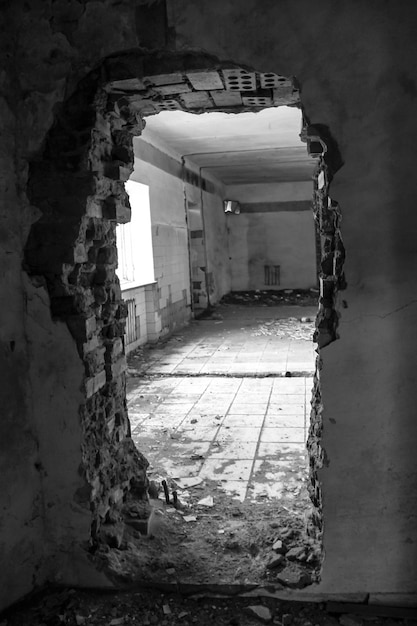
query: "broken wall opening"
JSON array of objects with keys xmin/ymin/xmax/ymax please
[
  {"xmin": 121, "ymin": 102, "xmax": 331, "ymax": 586},
  {"xmin": 23, "ymin": 49, "xmax": 344, "ymax": 589}
]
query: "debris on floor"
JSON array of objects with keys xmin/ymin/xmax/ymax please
[
  {"xmin": 252, "ymin": 318, "xmax": 314, "ymax": 341},
  {"xmin": 221, "ymin": 289, "xmax": 318, "ymax": 307},
  {"xmin": 2, "ymin": 586, "xmax": 417, "ymax": 626},
  {"xmin": 120, "ymin": 306, "xmax": 321, "ymax": 589}
]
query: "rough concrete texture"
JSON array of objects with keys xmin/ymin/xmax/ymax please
[{"xmin": 1, "ymin": 0, "xmax": 417, "ymax": 611}]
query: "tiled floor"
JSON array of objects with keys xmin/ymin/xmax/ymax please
[{"xmin": 127, "ymin": 304, "xmax": 317, "ymax": 504}]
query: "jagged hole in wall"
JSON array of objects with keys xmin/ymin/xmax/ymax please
[{"xmin": 23, "ymin": 50, "xmax": 345, "ymax": 588}]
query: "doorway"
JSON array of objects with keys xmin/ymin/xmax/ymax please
[{"xmin": 120, "ymin": 104, "xmax": 321, "ymax": 587}]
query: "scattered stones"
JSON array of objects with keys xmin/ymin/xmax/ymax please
[{"xmin": 245, "ymin": 604, "xmax": 273, "ymax": 623}]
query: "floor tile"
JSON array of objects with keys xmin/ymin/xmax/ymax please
[
  {"xmin": 126, "ymin": 308, "xmax": 316, "ymax": 504},
  {"xmin": 141, "ymin": 414, "xmax": 187, "ymax": 428},
  {"xmin": 249, "ymin": 458, "xmax": 308, "ymax": 501},
  {"xmin": 268, "ymin": 393, "xmax": 307, "ymax": 403},
  {"xmin": 260, "ymin": 427, "xmax": 305, "ymax": 443},
  {"xmin": 199, "ymin": 458, "xmax": 253, "ymax": 481},
  {"xmin": 267, "ymin": 403, "xmax": 305, "ymax": 415},
  {"xmin": 176, "ymin": 425, "xmax": 220, "ymax": 440},
  {"xmin": 263, "ymin": 413, "xmax": 304, "ymax": 428},
  {"xmin": 217, "ymin": 426, "xmax": 261, "ymax": 442},
  {"xmin": 162, "ymin": 439, "xmax": 212, "ymax": 457},
  {"xmin": 257, "ymin": 442, "xmax": 306, "ymax": 457},
  {"xmin": 228, "ymin": 403, "xmax": 267, "ymax": 415},
  {"xmin": 222, "ymin": 413, "xmax": 264, "ymax": 428},
  {"xmin": 208, "ymin": 439, "xmax": 258, "ymax": 459},
  {"xmin": 149, "ymin": 457, "xmax": 205, "ymax": 479},
  {"xmin": 215, "ymin": 480, "xmax": 248, "ymax": 502}
]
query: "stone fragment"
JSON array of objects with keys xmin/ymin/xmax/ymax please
[
  {"xmin": 276, "ymin": 566, "xmax": 312, "ymax": 589},
  {"xmin": 266, "ymin": 554, "xmax": 285, "ymax": 569},
  {"xmin": 197, "ymin": 495, "xmax": 214, "ymax": 507},
  {"xmin": 244, "ymin": 605, "xmax": 273, "ymax": 623},
  {"xmin": 272, "ymin": 539, "xmax": 287, "ymax": 554},
  {"xmin": 174, "ymin": 476, "xmax": 203, "ymax": 489},
  {"xmin": 279, "ymin": 527, "xmax": 295, "ymax": 539},
  {"xmin": 286, "ymin": 546, "xmax": 307, "ymax": 561}
]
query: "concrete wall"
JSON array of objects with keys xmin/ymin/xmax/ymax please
[
  {"xmin": 1, "ymin": 0, "xmax": 417, "ymax": 609},
  {"xmin": 201, "ymin": 187, "xmax": 231, "ymax": 305},
  {"xmin": 128, "ymin": 150, "xmax": 191, "ymax": 340},
  {"xmin": 227, "ymin": 181, "xmax": 316, "ymax": 290},
  {"xmin": 123, "ymin": 141, "xmax": 230, "ymax": 344},
  {"xmin": 228, "ymin": 209, "xmax": 316, "ymax": 290}
]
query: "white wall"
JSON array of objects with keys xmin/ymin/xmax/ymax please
[
  {"xmin": 228, "ymin": 210, "xmax": 317, "ymax": 290},
  {"xmin": 227, "ymin": 181, "xmax": 313, "ymax": 203},
  {"xmin": 126, "ymin": 154, "xmax": 191, "ymax": 341}
]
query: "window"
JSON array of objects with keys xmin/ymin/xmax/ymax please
[{"xmin": 116, "ymin": 181, "xmax": 155, "ymax": 288}]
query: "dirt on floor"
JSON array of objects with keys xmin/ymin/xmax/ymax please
[
  {"xmin": 96, "ymin": 476, "xmax": 320, "ymax": 590},
  {"xmin": 3, "ymin": 585, "xmax": 417, "ymax": 626},
  {"xmin": 116, "ymin": 305, "xmax": 319, "ymax": 591},
  {"xmin": 219, "ymin": 289, "xmax": 319, "ymax": 308}
]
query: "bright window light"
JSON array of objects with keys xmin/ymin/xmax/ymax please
[{"xmin": 116, "ymin": 181, "xmax": 155, "ymax": 288}]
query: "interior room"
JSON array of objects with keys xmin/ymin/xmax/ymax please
[{"xmin": 1, "ymin": 1, "xmax": 417, "ymax": 623}]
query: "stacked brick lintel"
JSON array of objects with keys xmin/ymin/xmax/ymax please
[
  {"xmin": 304, "ymin": 124, "xmax": 346, "ymax": 545},
  {"xmin": 24, "ymin": 64, "xmax": 151, "ymax": 551}
]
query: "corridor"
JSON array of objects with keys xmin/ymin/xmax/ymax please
[{"xmin": 124, "ymin": 302, "xmax": 320, "ymax": 586}]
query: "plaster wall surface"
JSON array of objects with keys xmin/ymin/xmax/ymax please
[
  {"xmin": 170, "ymin": 0, "xmax": 417, "ymax": 595},
  {"xmin": 228, "ymin": 210, "xmax": 316, "ymax": 291},
  {"xmin": 1, "ymin": 0, "xmax": 417, "ymax": 607},
  {"xmin": 226, "ymin": 182, "xmax": 313, "ymax": 203},
  {"xmin": 129, "ymin": 156, "xmax": 191, "ymax": 338},
  {"xmin": 200, "ymin": 188, "xmax": 231, "ymax": 304}
]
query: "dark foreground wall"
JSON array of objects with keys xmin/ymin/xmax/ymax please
[{"xmin": 0, "ymin": 0, "xmax": 416, "ymax": 608}]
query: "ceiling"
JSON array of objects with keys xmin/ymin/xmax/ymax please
[{"xmin": 137, "ymin": 107, "xmax": 316, "ymax": 185}]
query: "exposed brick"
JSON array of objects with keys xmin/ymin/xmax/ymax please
[
  {"xmin": 105, "ymin": 356, "xmax": 127, "ymax": 380},
  {"xmin": 85, "ymin": 370, "xmax": 106, "ymax": 398}
]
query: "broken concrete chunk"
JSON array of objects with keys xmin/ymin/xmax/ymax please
[
  {"xmin": 165, "ymin": 568, "xmax": 176, "ymax": 575},
  {"xmin": 174, "ymin": 476, "xmax": 203, "ymax": 489},
  {"xmin": 197, "ymin": 495, "xmax": 214, "ymax": 507},
  {"xmin": 266, "ymin": 554, "xmax": 285, "ymax": 569},
  {"xmin": 272, "ymin": 539, "xmax": 287, "ymax": 554},
  {"xmin": 183, "ymin": 515, "xmax": 197, "ymax": 522},
  {"xmin": 286, "ymin": 546, "xmax": 307, "ymax": 561},
  {"xmin": 244, "ymin": 604, "xmax": 273, "ymax": 623},
  {"xmin": 275, "ymin": 566, "xmax": 312, "ymax": 589}
]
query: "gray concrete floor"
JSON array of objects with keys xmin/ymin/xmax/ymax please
[{"xmin": 127, "ymin": 304, "xmax": 317, "ymax": 506}]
